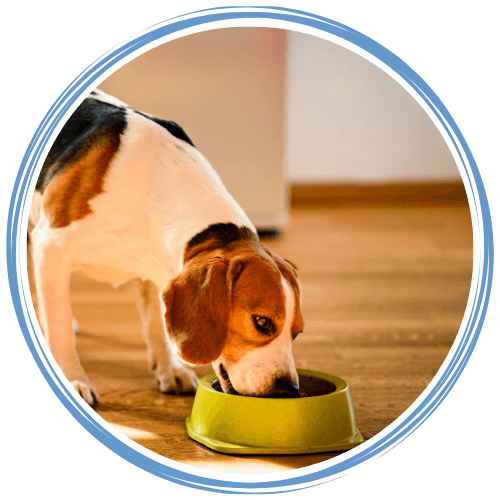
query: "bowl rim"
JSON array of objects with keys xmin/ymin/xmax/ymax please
[{"xmin": 199, "ymin": 368, "xmax": 349, "ymax": 400}]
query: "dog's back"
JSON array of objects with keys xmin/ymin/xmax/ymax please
[
  {"xmin": 32, "ymin": 90, "xmax": 195, "ymax": 229},
  {"xmin": 29, "ymin": 90, "xmax": 252, "ymax": 286}
]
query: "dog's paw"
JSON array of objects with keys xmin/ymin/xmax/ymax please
[
  {"xmin": 71, "ymin": 378, "xmax": 99, "ymax": 406},
  {"xmin": 156, "ymin": 365, "xmax": 199, "ymax": 395}
]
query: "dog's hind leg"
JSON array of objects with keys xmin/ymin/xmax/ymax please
[
  {"xmin": 132, "ymin": 279, "xmax": 198, "ymax": 394},
  {"xmin": 31, "ymin": 222, "xmax": 99, "ymax": 405},
  {"xmin": 26, "ymin": 222, "xmax": 80, "ymax": 333}
]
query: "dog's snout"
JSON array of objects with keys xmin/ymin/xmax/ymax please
[{"xmin": 273, "ymin": 377, "xmax": 300, "ymax": 398}]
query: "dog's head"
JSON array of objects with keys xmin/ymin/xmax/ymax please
[{"xmin": 162, "ymin": 224, "xmax": 304, "ymax": 397}]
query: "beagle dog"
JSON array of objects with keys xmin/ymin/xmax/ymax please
[{"xmin": 28, "ymin": 90, "xmax": 304, "ymax": 406}]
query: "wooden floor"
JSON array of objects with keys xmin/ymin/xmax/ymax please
[{"xmin": 29, "ymin": 202, "xmax": 473, "ymax": 473}]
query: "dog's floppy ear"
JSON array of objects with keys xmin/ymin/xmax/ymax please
[
  {"xmin": 265, "ymin": 248, "xmax": 299, "ymax": 279},
  {"xmin": 162, "ymin": 256, "xmax": 232, "ymax": 365}
]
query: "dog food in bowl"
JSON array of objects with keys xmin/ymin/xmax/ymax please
[{"xmin": 211, "ymin": 374, "xmax": 336, "ymax": 397}]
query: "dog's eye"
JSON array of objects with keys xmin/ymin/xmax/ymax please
[{"xmin": 253, "ymin": 315, "xmax": 275, "ymax": 334}]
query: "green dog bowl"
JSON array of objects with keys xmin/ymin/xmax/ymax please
[{"xmin": 185, "ymin": 369, "xmax": 363, "ymax": 455}]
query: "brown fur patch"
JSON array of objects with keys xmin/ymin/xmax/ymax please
[
  {"xmin": 163, "ymin": 256, "xmax": 231, "ymax": 365},
  {"xmin": 42, "ymin": 129, "xmax": 119, "ymax": 228}
]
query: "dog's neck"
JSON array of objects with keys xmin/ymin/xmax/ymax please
[{"xmin": 136, "ymin": 134, "xmax": 255, "ymax": 287}]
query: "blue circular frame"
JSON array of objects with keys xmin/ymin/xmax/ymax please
[{"xmin": 7, "ymin": 6, "xmax": 494, "ymax": 494}]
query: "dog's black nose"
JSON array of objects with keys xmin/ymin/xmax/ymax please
[{"xmin": 274, "ymin": 377, "xmax": 301, "ymax": 398}]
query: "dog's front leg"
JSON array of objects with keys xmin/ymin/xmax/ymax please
[
  {"xmin": 132, "ymin": 279, "xmax": 198, "ymax": 394},
  {"xmin": 32, "ymin": 230, "xmax": 99, "ymax": 405}
]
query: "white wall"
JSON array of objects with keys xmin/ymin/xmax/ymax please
[{"xmin": 285, "ymin": 31, "xmax": 460, "ymax": 183}]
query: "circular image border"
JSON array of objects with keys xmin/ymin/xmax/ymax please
[{"xmin": 6, "ymin": 6, "xmax": 493, "ymax": 494}]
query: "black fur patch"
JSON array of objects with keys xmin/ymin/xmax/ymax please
[
  {"xmin": 36, "ymin": 98, "xmax": 127, "ymax": 192},
  {"xmin": 187, "ymin": 223, "xmax": 256, "ymax": 250},
  {"xmin": 135, "ymin": 111, "xmax": 195, "ymax": 148}
]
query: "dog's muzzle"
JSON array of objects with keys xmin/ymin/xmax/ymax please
[{"xmin": 220, "ymin": 364, "xmax": 300, "ymax": 398}]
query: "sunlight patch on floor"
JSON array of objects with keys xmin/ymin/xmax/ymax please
[{"xmin": 110, "ymin": 423, "xmax": 161, "ymax": 440}]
